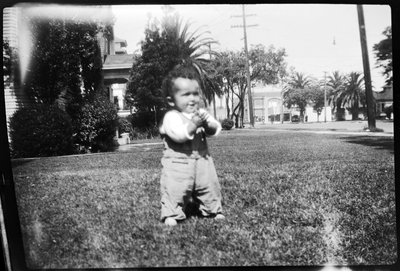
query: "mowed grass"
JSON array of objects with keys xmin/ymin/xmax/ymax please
[{"xmin": 11, "ymin": 130, "xmax": 396, "ymax": 268}]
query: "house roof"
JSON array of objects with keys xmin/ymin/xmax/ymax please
[
  {"xmin": 103, "ymin": 54, "xmax": 135, "ymax": 69},
  {"xmin": 373, "ymin": 85, "xmax": 393, "ymax": 102}
]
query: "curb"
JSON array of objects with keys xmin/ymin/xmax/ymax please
[{"xmin": 243, "ymin": 128, "xmax": 394, "ymax": 137}]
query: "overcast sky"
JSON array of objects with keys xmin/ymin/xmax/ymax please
[{"xmin": 112, "ymin": 4, "xmax": 391, "ymax": 91}]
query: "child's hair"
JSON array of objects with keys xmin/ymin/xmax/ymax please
[{"xmin": 161, "ymin": 64, "xmax": 202, "ymax": 103}]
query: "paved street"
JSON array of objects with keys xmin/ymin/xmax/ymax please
[{"xmin": 253, "ymin": 119, "xmax": 394, "ymax": 137}]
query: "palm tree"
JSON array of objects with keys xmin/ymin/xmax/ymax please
[
  {"xmin": 339, "ymin": 72, "xmax": 365, "ymax": 120},
  {"xmin": 284, "ymin": 72, "xmax": 313, "ymax": 122},
  {"xmin": 287, "ymin": 72, "xmax": 313, "ymax": 89},
  {"xmin": 161, "ymin": 7, "xmax": 222, "ymax": 105},
  {"xmin": 327, "ymin": 71, "xmax": 346, "ymax": 120}
]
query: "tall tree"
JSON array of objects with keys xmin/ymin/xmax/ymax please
[
  {"xmin": 23, "ymin": 8, "xmax": 113, "ymax": 109},
  {"xmin": 3, "ymin": 39, "xmax": 12, "ymax": 83},
  {"xmin": 327, "ymin": 71, "xmax": 346, "ymax": 120},
  {"xmin": 125, "ymin": 5, "xmax": 221, "ymax": 118},
  {"xmin": 126, "ymin": 24, "xmax": 168, "ymax": 113},
  {"xmin": 309, "ymin": 83, "xmax": 326, "ymax": 122},
  {"xmin": 213, "ymin": 50, "xmax": 238, "ymax": 121},
  {"xmin": 284, "ymin": 88, "xmax": 312, "ymax": 122},
  {"xmin": 161, "ymin": 6, "xmax": 221, "ymax": 103},
  {"xmin": 287, "ymin": 72, "xmax": 313, "ymax": 89},
  {"xmin": 284, "ymin": 71, "xmax": 314, "ymax": 122},
  {"xmin": 19, "ymin": 7, "xmax": 116, "ymax": 151},
  {"xmin": 213, "ymin": 45, "xmax": 287, "ymax": 127},
  {"xmin": 373, "ymin": 26, "xmax": 392, "ymax": 86},
  {"xmin": 3, "ymin": 39, "xmax": 19, "ymax": 87},
  {"xmin": 340, "ymin": 72, "xmax": 366, "ymax": 120}
]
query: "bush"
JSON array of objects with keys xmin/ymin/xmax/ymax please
[
  {"xmin": 383, "ymin": 104, "xmax": 393, "ymax": 119},
  {"xmin": 220, "ymin": 118, "xmax": 234, "ymax": 130},
  {"xmin": 75, "ymin": 93, "xmax": 118, "ymax": 152},
  {"xmin": 117, "ymin": 117, "xmax": 133, "ymax": 137},
  {"xmin": 9, "ymin": 104, "xmax": 75, "ymax": 158}
]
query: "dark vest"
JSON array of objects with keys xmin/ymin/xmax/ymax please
[{"xmin": 161, "ymin": 110, "xmax": 209, "ymax": 158}]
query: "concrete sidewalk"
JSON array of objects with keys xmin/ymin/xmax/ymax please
[{"xmin": 252, "ymin": 119, "xmax": 394, "ymax": 136}]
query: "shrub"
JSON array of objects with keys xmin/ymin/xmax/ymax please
[
  {"xmin": 117, "ymin": 117, "xmax": 133, "ymax": 137},
  {"xmin": 383, "ymin": 104, "xmax": 393, "ymax": 119},
  {"xmin": 75, "ymin": 93, "xmax": 118, "ymax": 152},
  {"xmin": 9, "ymin": 104, "xmax": 75, "ymax": 158},
  {"xmin": 220, "ymin": 118, "xmax": 234, "ymax": 130}
]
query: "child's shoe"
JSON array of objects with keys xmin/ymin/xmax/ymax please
[
  {"xmin": 165, "ymin": 217, "xmax": 177, "ymax": 226},
  {"xmin": 215, "ymin": 214, "xmax": 225, "ymax": 220}
]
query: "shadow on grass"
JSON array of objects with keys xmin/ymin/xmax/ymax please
[
  {"xmin": 184, "ymin": 201, "xmax": 219, "ymax": 220},
  {"xmin": 341, "ymin": 136, "xmax": 394, "ymax": 154},
  {"xmin": 11, "ymin": 159, "xmax": 35, "ymax": 169}
]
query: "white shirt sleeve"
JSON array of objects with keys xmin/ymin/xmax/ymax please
[
  {"xmin": 160, "ymin": 111, "xmax": 194, "ymax": 143},
  {"xmin": 204, "ymin": 115, "xmax": 222, "ymax": 137}
]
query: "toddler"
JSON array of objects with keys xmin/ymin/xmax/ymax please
[{"xmin": 159, "ymin": 64, "xmax": 224, "ymax": 226}]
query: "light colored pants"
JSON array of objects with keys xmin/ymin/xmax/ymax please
[{"xmin": 160, "ymin": 155, "xmax": 223, "ymax": 222}]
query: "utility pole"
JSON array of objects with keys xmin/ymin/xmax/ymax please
[
  {"xmin": 280, "ymin": 76, "xmax": 284, "ymax": 124},
  {"xmin": 231, "ymin": 5, "xmax": 258, "ymax": 128},
  {"xmin": 324, "ymin": 71, "xmax": 327, "ymax": 123},
  {"xmin": 357, "ymin": 5, "xmax": 376, "ymax": 129}
]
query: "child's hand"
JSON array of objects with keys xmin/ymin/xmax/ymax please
[
  {"xmin": 198, "ymin": 108, "xmax": 210, "ymax": 122},
  {"xmin": 191, "ymin": 111, "xmax": 204, "ymax": 127}
]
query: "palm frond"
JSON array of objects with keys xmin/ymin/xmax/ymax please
[
  {"xmin": 189, "ymin": 37, "xmax": 217, "ymax": 49},
  {"xmin": 178, "ymin": 17, "xmax": 193, "ymax": 42},
  {"xmin": 185, "ymin": 24, "xmax": 209, "ymax": 43}
]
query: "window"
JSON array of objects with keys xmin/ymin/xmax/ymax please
[{"xmin": 254, "ymin": 99, "xmax": 263, "ymax": 107}]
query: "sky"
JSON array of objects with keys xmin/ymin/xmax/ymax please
[{"xmin": 112, "ymin": 4, "xmax": 392, "ymax": 92}]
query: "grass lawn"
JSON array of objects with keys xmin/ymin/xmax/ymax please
[{"xmin": 11, "ymin": 130, "xmax": 396, "ymax": 268}]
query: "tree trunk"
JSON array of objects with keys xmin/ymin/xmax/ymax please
[
  {"xmin": 234, "ymin": 113, "xmax": 239, "ymax": 128},
  {"xmin": 300, "ymin": 108, "xmax": 305, "ymax": 123},
  {"xmin": 336, "ymin": 98, "xmax": 345, "ymax": 121},
  {"xmin": 231, "ymin": 93, "xmax": 234, "ymax": 119},
  {"xmin": 225, "ymin": 94, "xmax": 230, "ymax": 119},
  {"xmin": 352, "ymin": 105, "xmax": 359, "ymax": 120},
  {"xmin": 239, "ymin": 104, "xmax": 244, "ymax": 128}
]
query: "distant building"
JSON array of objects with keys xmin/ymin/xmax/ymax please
[{"xmin": 209, "ymin": 83, "xmax": 332, "ymax": 124}]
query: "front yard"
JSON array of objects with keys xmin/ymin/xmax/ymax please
[{"xmin": 11, "ymin": 130, "xmax": 396, "ymax": 268}]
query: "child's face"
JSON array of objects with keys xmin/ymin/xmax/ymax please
[{"xmin": 168, "ymin": 77, "xmax": 201, "ymax": 114}]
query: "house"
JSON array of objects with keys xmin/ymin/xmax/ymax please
[
  {"xmin": 102, "ymin": 52, "xmax": 134, "ymax": 116},
  {"xmin": 3, "ymin": 5, "xmax": 134, "ymax": 143},
  {"xmin": 373, "ymin": 84, "xmax": 393, "ymax": 119}
]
